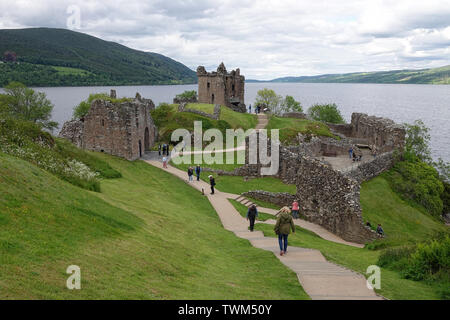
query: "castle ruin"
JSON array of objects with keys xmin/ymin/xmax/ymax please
[
  {"xmin": 197, "ymin": 63, "xmax": 246, "ymax": 113},
  {"xmin": 59, "ymin": 91, "xmax": 158, "ymax": 161}
]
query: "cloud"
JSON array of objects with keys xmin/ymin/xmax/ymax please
[{"xmin": 1, "ymin": 0, "xmax": 449, "ymax": 79}]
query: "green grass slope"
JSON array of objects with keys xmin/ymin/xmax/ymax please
[
  {"xmin": 0, "ymin": 28, "xmax": 197, "ymax": 87},
  {"xmin": 360, "ymin": 176, "xmax": 448, "ymax": 247},
  {"xmin": 0, "ymin": 152, "xmax": 307, "ymax": 299}
]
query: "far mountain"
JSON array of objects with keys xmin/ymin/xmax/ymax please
[
  {"xmin": 248, "ymin": 65, "xmax": 450, "ymax": 85},
  {"xmin": 0, "ymin": 28, "xmax": 197, "ymax": 87}
]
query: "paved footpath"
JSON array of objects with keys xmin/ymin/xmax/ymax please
[{"xmin": 144, "ymin": 159, "xmax": 383, "ymax": 300}]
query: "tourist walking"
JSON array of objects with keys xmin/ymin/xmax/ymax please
[
  {"xmin": 274, "ymin": 207, "xmax": 295, "ymax": 256},
  {"xmin": 291, "ymin": 200, "xmax": 300, "ymax": 219},
  {"xmin": 158, "ymin": 144, "xmax": 161, "ymax": 156},
  {"xmin": 162, "ymin": 144, "xmax": 167, "ymax": 156},
  {"xmin": 195, "ymin": 165, "xmax": 201, "ymax": 181},
  {"xmin": 349, "ymin": 146, "xmax": 353, "ymax": 159},
  {"xmin": 209, "ymin": 175, "xmax": 216, "ymax": 194},
  {"xmin": 248, "ymin": 104, "xmax": 252, "ymax": 113},
  {"xmin": 246, "ymin": 205, "xmax": 258, "ymax": 232},
  {"xmin": 162, "ymin": 156, "xmax": 168, "ymax": 168},
  {"xmin": 187, "ymin": 167, "xmax": 194, "ymax": 182}
]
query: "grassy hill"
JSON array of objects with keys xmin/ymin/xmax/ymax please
[
  {"xmin": 0, "ymin": 150, "xmax": 309, "ymax": 299},
  {"xmin": 250, "ymin": 65, "xmax": 450, "ymax": 85},
  {"xmin": 0, "ymin": 28, "xmax": 197, "ymax": 87}
]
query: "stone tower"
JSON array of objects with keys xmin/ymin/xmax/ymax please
[{"xmin": 197, "ymin": 63, "xmax": 246, "ymax": 113}]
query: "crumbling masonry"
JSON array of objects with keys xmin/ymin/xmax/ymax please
[
  {"xmin": 59, "ymin": 91, "xmax": 158, "ymax": 161},
  {"xmin": 197, "ymin": 63, "xmax": 246, "ymax": 113}
]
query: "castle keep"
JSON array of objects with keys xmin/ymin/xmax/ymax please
[
  {"xmin": 197, "ymin": 63, "xmax": 246, "ymax": 113},
  {"xmin": 59, "ymin": 91, "xmax": 157, "ymax": 161}
]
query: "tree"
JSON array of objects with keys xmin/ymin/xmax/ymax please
[
  {"xmin": 307, "ymin": 103, "xmax": 344, "ymax": 124},
  {"xmin": 403, "ymin": 120, "xmax": 432, "ymax": 163},
  {"xmin": 3, "ymin": 82, "xmax": 58, "ymax": 131},
  {"xmin": 281, "ymin": 95, "xmax": 302, "ymax": 113},
  {"xmin": 175, "ymin": 90, "xmax": 197, "ymax": 101},
  {"xmin": 255, "ymin": 88, "xmax": 282, "ymax": 115}
]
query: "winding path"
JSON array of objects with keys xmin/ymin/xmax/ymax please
[{"xmin": 144, "ymin": 113, "xmax": 383, "ymax": 300}]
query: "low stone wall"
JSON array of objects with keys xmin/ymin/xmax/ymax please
[
  {"xmin": 344, "ymin": 151, "xmax": 397, "ymax": 183},
  {"xmin": 242, "ymin": 190, "xmax": 296, "ymax": 208},
  {"xmin": 173, "ymin": 96, "xmax": 198, "ymax": 104},
  {"xmin": 178, "ymin": 103, "xmax": 221, "ymax": 120},
  {"xmin": 282, "ymin": 112, "xmax": 308, "ymax": 119}
]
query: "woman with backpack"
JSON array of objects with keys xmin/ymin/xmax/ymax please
[{"xmin": 274, "ymin": 207, "xmax": 295, "ymax": 256}]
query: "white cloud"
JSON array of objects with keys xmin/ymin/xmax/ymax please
[{"xmin": 1, "ymin": 0, "xmax": 449, "ymax": 79}]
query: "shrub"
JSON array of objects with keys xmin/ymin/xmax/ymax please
[
  {"xmin": 150, "ymin": 103, "xmax": 174, "ymax": 128},
  {"xmin": 281, "ymin": 95, "xmax": 303, "ymax": 113},
  {"xmin": 307, "ymin": 103, "xmax": 344, "ymax": 124},
  {"xmin": 0, "ymin": 118, "xmax": 104, "ymax": 191},
  {"xmin": 403, "ymin": 236, "xmax": 450, "ymax": 281}
]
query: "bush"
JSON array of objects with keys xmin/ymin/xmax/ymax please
[
  {"xmin": 150, "ymin": 103, "xmax": 174, "ymax": 128},
  {"xmin": 403, "ymin": 236, "xmax": 450, "ymax": 281},
  {"xmin": 73, "ymin": 93, "xmax": 133, "ymax": 119},
  {"xmin": 307, "ymin": 103, "xmax": 344, "ymax": 124},
  {"xmin": 378, "ymin": 246, "xmax": 416, "ymax": 270},
  {"xmin": 175, "ymin": 90, "xmax": 197, "ymax": 101},
  {"xmin": 386, "ymin": 160, "xmax": 444, "ymax": 217}
]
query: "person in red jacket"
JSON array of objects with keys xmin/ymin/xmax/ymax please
[{"xmin": 292, "ymin": 200, "xmax": 300, "ymax": 219}]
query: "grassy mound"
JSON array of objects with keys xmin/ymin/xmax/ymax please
[
  {"xmin": 266, "ymin": 116, "xmax": 337, "ymax": 144},
  {"xmin": 0, "ymin": 152, "xmax": 308, "ymax": 299}
]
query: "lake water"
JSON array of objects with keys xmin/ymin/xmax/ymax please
[{"xmin": 1, "ymin": 83, "xmax": 449, "ymax": 162}]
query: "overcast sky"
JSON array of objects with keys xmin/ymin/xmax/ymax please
[{"xmin": 1, "ymin": 0, "xmax": 450, "ymax": 79}]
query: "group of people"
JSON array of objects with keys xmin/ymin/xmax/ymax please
[
  {"xmin": 186, "ymin": 166, "xmax": 217, "ymax": 194},
  {"xmin": 248, "ymin": 104, "xmax": 262, "ymax": 114},
  {"xmin": 158, "ymin": 143, "xmax": 170, "ymax": 156},
  {"xmin": 366, "ymin": 221, "xmax": 385, "ymax": 236},
  {"xmin": 348, "ymin": 146, "xmax": 363, "ymax": 162}
]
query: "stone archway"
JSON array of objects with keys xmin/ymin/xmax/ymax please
[{"xmin": 144, "ymin": 127, "xmax": 150, "ymax": 151}]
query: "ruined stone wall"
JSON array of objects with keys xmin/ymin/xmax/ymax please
[
  {"xmin": 350, "ymin": 113, "xmax": 405, "ymax": 152},
  {"xmin": 59, "ymin": 93, "xmax": 157, "ymax": 161},
  {"xmin": 197, "ymin": 63, "xmax": 246, "ymax": 112},
  {"xmin": 58, "ymin": 119, "xmax": 84, "ymax": 148},
  {"xmin": 293, "ymin": 153, "xmax": 379, "ymax": 243}
]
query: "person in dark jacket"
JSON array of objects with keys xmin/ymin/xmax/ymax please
[
  {"xmin": 377, "ymin": 224, "xmax": 385, "ymax": 236},
  {"xmin": 187, "ymin": 167, "xmax": 194, "ymax": 182},
  {"xmin": 195, "ymin": 165, "xmax": 201, "ymax": 181},
  {"xmin": 246, "ymin": 205, "xmax": 258, "ymax": 232},
  {"xmin": 209, "ymin": 175, "xmax": 216, "ymax": 194},
  {"xmin": 274, "ymin": 207, "xmax": 296, "ymax": 256},
  {"xmin": 158, "ymin": 144, "xmax": 162, "ymax": 156}
]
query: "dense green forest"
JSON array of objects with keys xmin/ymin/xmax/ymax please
[
  {"xmin": 249, "ymin": 65, "xmax": 450, "ymax": 84},
  {"xmin": 0, "ymin": 28, "xmax": 197, "ymax": 87}
]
